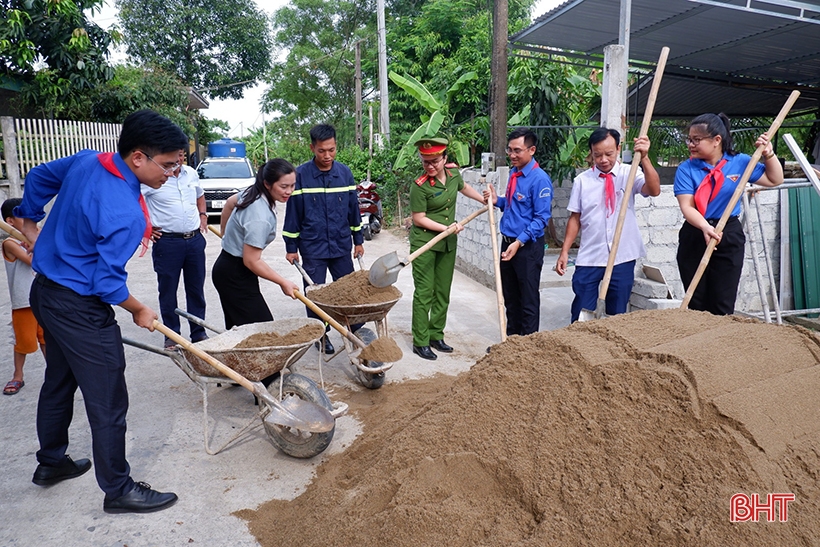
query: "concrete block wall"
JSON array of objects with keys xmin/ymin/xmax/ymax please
[{"xmin": 457, "ymin": 167, "xmax": 783, "ymax": 315}]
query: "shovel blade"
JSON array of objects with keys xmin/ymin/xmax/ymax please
[
  {"xmin": 578, "ymin": 299, "xmax": 607, "ymax": 322},
  {"xmin": 369, "ymin": 251, "xmax": 402, "ymax": 287},
  {"xmin": 256, "ymin": 385, "xmax": 335, "ymax": 433}
]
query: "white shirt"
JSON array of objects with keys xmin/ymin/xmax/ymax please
[
  {"xmin": 141, "ymin": 165, "xmax": 203, "ymax": 233},
  {"xmin": 567, "ymin": 161, "xmax": 647, "ymax": 267}
]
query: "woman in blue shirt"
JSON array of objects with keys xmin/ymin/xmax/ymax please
[
  {"xmin": 212, "ymin": 159, "xmax": 299, "ymax": 330},
  {"xmin": 674, "ymin": 113, "xmax": 783, "ymax": 314}
]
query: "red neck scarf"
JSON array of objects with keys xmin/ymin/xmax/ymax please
[
  {"xmin": 694, "ymin": 158, "xmax": 728, "ymax": 216},
  {"xmin": 97, "ymin": 153, "xmax": 152, "ymax": 257},
  {"xmin": 507, "ymin": 161, "xmax": 538, "ymax": 204},
  {"xmin": 599, "ymin": 171, "xmax": 616, "ymax": 217}
]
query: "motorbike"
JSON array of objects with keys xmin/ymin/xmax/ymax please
[{"xmin": 357, "ymin": 179, "xmax": 383, "ymax": 241}]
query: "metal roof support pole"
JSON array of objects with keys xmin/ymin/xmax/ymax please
[{"xmin": 601, "ymin": 45, "xmax": 627, "ymax": 139}]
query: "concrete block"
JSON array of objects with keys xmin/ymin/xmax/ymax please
[
  {"xmin": 632, "ymin": 277, "xmax": 672, "ymax": 298},
  {"xmin": 648, "ymin": 226, "xmax": 679, "ymax": 246},
  {"xmin": 647, "ymin": 207, "xmax": 683, "ymax": 227},
  {"xmin": 645, "ymin": 298, "xmax": 682, "ymax": 310}
]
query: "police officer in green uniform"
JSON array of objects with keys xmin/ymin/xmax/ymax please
[{"xmin": 410, "ymin": 137, "xmax": 486, "ymax": 360}]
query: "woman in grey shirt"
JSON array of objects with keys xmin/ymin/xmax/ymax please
[{"xmin": 212, "ymin": 159, "xmax": 299, "ymax": 329}]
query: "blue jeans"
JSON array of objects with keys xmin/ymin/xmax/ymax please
[
  {"xmin": 152, "ymin": 232, "xmax": 207, "ymax": 342},
  {"xmin": 570, "ymin": 260, "xmax": 636, "ymax": 322}
]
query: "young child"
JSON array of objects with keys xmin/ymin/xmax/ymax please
[{"xmin": 2, "ymin": 198, "xmax": 45, "ymax": 395}]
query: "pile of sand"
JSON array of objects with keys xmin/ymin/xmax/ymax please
[
  {"xmin": 233, "ymin": 324, "xmax": 325, "ymax": 349},
  {"xmin": 308, "ymin": 270, "xmax": 401, "ymax": 305},
  {"xmin": 238, "ymin": 309, "xmax": 820, "ymax": 546}
]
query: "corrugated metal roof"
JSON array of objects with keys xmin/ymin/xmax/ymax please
[{"xmin": 511, "ymin": 0, "xmax": 820, "ymax": 117}]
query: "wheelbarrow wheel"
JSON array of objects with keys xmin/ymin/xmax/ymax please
[
  {"xmin": 354, "ymin": 327, "xmax": 385, "ymax": 390},
  {"xmin": 263, "ymin": 373, "xmax": 335, "ymax": 459}
]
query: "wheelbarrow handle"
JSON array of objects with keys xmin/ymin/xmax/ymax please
[
  {"xmin": 174, "ymin": 308, "xmax": 226, "ymax": 334},
  {"xmin": 292, "ymin": 290, "xmax": 367, "ymax": 350},
  {"xmin": 293, "ymin": 260, "xmax": 316, "ymax": 286}
]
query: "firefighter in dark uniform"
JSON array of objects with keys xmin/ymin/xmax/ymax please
[{"xmin": 409, "ymin": 137, "xmax": 485, "ymax": 360}]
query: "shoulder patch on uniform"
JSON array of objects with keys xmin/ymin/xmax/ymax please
[
  {"xmin": 415, "ymin": 173, "xmax": 429, "ymax": 186},
  {"xmin": 539, "ymin": 187, "xmax": 552, "ymax": 199},
  {"xmin": 728, "ymin": 174, "xmax": 740, "ymax": 182}
]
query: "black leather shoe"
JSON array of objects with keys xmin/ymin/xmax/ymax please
[
  {"xmin": 315, "ymin": 335, "xmax": 334, "ymax": 354},
  {"xmin": 32, "ymin": 455, "xmax": 92, "ymax": 486},
  {"xmin": 412, "ymin": 345, "xmax": 437, "ymax": 360},
  {"xmin": 429, "ymin": 339, "xmax": 453, "ymax": 353},
  {"xmin": 103, "ymin": 481, "xmax": 178, "ymax": 514}
]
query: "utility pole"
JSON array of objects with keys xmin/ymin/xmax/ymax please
[
  {"xmin": 490, "ymin": 0, "xmax": 508, "ymax": 166},
  {"xmin": 355, "ymin": 40, "xmax": 363, "ymax": 149},
  {"xmin": 377, "ymin": 0, "xmax": 390, "ymax": 144}
]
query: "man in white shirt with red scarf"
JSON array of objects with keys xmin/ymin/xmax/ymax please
[{"xmin": 555, "ymin": 127, "xmax": 660, "ymax": 322}]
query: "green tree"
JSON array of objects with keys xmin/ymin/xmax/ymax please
[
  {"xmin": 0, "ymin": 0, "xmax": 115, "ymax": 119},
  {"xmin": 264, "ymin": 0, "xmax": 378, "ymax": 143},
  {"xmin": 116, "ymin": 0, "xmax": 272, "ymax": 100},
  {"xmin": 92, "ymin": 64, "xmax": 189, "ymax": 127}
]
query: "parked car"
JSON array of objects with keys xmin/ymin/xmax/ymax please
[{"xmin": 196, "ymin": 156, "xmax": 255, "ymax": 221}]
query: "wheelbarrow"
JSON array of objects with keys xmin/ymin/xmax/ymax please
[
  {"xmin": 122, "ymin": 315, "xmax": 347, "ymax": 458},
  {"xmin": 294, "ymin": 261, "xmax": 401, "ymax": 390}
]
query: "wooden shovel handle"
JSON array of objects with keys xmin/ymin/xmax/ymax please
[
  {"xmin": 484, "ymin": 180, "xmax": 506, "ymax": 341},
  {"xmin": 153, "ymin": 321, "xmax": 254, "ymax": 391},
  {"xmin": 0, "ymin": 219, "xmax": 31, "ymax": 246},
  {"xmin": 207, "ymin": 224, "xmax": 222, "ymax": 238},
  {"xmin": 292, "ymin": 289, "xmax": 367, "ymax": 350},
  {"xmin": 680, "ymin": 89, "xmax": 800, "ymax": 309},
  {"xmin": 599, "ymin": 46, "xmax": 669, "ymax": 303},
  {"xmin": 405, "ymin": 206, "xmax": 488, "ymax": 264}
]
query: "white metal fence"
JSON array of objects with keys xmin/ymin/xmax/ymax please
[{"xmin": 0, "ymin": 116, "xmax": 122, "ymax": 198}]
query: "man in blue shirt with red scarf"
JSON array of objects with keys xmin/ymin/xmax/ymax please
[
  {"xmin": 485, "ymin": 128, "xmax": 553, "ymax": 336},
  {"xmin": 16, "ymin": 109, "xmax": 188, "ymax": 514}
]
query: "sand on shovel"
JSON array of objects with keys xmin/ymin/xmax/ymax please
[
  {"xmin": 358, "ymin": 336, "xmax": 403, "ymax": 362},
  {"xmin": 308, "ymin": 270, "xmax": 400, "ymax": 305},
  {"xmin": 237, "ymin": 309, "xmax": 820, "ymax": 546},
  {"xmin": 234, "ymin": 324, "xmax": 325, "ymax": 349}
]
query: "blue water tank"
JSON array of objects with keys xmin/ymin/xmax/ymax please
[{"xmin": 207, "ymin": 138, "xmax": 246, "ymax": 158}]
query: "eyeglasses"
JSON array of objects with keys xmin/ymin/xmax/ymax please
[
  {"xmin": 685, "ymin": 135, "xmax": 714, "ymax": 146},
  {"xmin": 141, "ymin": 152, "xmax": 180, "ymax": 175},
  {"xmin": 505, "ymin": 146, "xmax": 532, "ymax": 155},
  {"xmin": 422, "ymin": 157, "xmax": 444, "ymax": 166}
]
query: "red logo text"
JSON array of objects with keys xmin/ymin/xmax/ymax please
[{"xmin": 730, "ymin": 493, "xmax": 794, "ymax": 522}]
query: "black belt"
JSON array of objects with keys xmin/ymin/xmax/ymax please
[
  {"xmin": 36, "ymin": 274, "xmax": 65, "ymax": 289},
  {"xmin": 161, "ymin": 230, "xmax": 199, "ymax": 239},
  {"xmin": 705, "ymin": 216, "xmax": 738, "ymax": 227}
]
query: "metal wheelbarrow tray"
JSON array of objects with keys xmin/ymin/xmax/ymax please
[
  {"xmin": 183, "ymin": 318, "xmax": 324, "ymax": 381},
  {"xmin": 305, "ymin": 285, "xmax": 402, "ymax": 390}
]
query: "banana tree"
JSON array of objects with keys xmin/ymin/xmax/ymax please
[{"xmin": 389, "ymin": 70, "xmax": 478, "ymax": 170}]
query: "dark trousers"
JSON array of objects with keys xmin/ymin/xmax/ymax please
[
  {"xmin": 212, "ymin": 250, "xmax": 273, "ymax": 330},
  {"xmin": 677, "ymin": 217, "xmax": 745, "ymax": 315},
  {"xmin": 30, "ymin": 275, "xmax": 135, "ymax": 499},
  {"xmin": 570, "ymin": 260, "xmax": 636, "ymax": 323},
  {"xmin": 152, "ymin": 232, "xmax": 207, "ymax": 342},
  {"xmin": 301, "ymin": 255, "xmax": 362, "ymax": 331},
  {"xmin": 500, "ymin": 235, "xmax": 545, "ymax": 336}
]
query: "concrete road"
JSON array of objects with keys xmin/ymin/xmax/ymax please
[{"xmin": 0, "ymin": 209, "xmax": 572, "ymax": 546}]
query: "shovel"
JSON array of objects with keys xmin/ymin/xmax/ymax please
[
  {"xmin": 153, "ymin": 321, "xmax": 335, "ymax": 433},
  {"xmin": 291, "ymin": 289, "xmax": 402, "ymax": 363},
  {"xmin": 680, "ymin": 89, "xmax": 800, "ymax": 310},
  {"xmin": 0, "ymin": 219, "xmax": 32, "ymax": 245},
  {"xmin": 369, "ymin": 205, "xmax": 488, "ymax": 287},
  {"xmin": 579, "ymin": 46, "xmax": 669, "ymax": 321}
]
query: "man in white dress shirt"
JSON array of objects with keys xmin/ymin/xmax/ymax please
[
  {"xmin": 555, "ymin": 127, "xmax": 661, "ymax": 322},
  {"xmin": 142, "ymin": 151, "xmax": 209, "ymax": 347}
]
